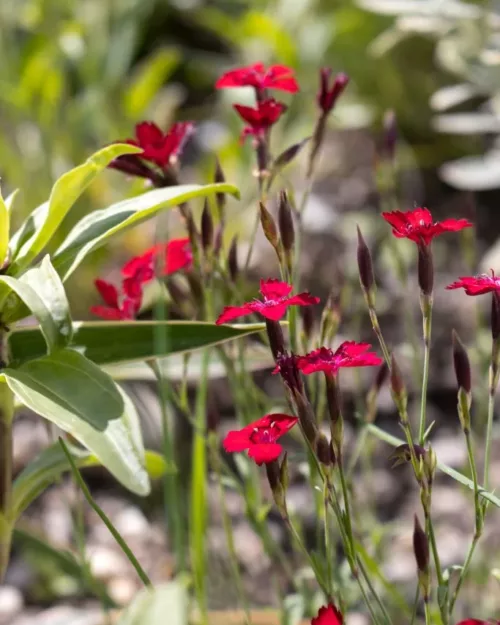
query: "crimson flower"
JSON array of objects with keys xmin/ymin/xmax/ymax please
[
  {"xmin": 215, "ymin": 278, "xmax": 319, "ymax": 324},
  {"xmin": 90, "ymin": 278, "xmax": 142, "ymax": 320},
  {"xmin": 455, "ymin": 621, "xmax": 500, "ymax": 625},
  {"xmin": 311, "ymin": 603, "xmax": 343, "ymax": 625},
  {"xmin": 216, "ymin": 62, "xmax": 299, "ymax": 94},
  {"xmin": 446, "ymin": 272, "xmax": 500, "ymax": 296},
  {"xmin": 318, "ymin": 69, "xmax": 349, "ymax": 114},
  {"xmin": 121, "ymin": 238, "xmax": 192, "ymax": 284},
  {"xmin": 297, "ymin": 341, "xmax": 382, "ymax": 376},
  {"xmin": 223, "ymin": 413, "xmax": 298, "ymax": 465},
  {"xmin": 109, "ymin": 121, "xmax": 194, "ymax": 181},
  {"xmin": 233, "ymin": 98, "xmax": 286, "ymax": 141},
  {"xmin": 381, "ymin": 207, "xmax": 472, "ymax": 246}
]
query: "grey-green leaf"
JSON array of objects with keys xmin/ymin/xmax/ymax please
[{"xmin": 116, "ymin": 581, "xmax": 188, "ymax": 625}]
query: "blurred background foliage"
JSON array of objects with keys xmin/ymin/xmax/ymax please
[{"xmin": 0, "ymin": 0, "xmax": 496, "ymax": 316}]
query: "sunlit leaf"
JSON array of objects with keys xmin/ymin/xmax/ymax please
[{"xmin": 116, "ymin": 581, "xmax": 188, "ymax": 625}]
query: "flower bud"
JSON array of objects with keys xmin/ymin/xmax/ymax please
[
  {"xmin": 214, "ymin": 156, "xmax": 226, "ymax": 222},
  {"xmin": 227, "ymin": 236, "xmax": 238, "ymax": 283},
  {"xmin": 452, "ymin": 330, "xmax": 471, "ymax": 394},
  {"xmin": 390, "ymin": 353, "xmax": 407, "ymax": 416},
  {"xmin": 357, "ymin": 226, "xmax": 375, "ymax": 302},
  {"xmin": 317, "ymin": 69, "xmax": 349, "ymax": 115},
  {"xmin": 265, "ymin": 319, "xmax": 286, "ymax": 361},
  {"xmin": 413, "ymin": 515, "xmax": 430, "ymax": 601},
  {"xmin": 320, "ymin": 290, "xmax": 342, "ymax": 344},
  {"xmin": 259, "ymin": 202, "xmax": 281, "ymax": 257},
  {"xmin": 201, "ymin": 199, "xmax": 214, "ymax": 254},
  {"xmin": 315, "ymin": 432, "xmax": 334, "ymax": 466},
  {"xmin": 417, "ymin": 243, "xmax": 434, "ymax": 296},
  {"xmin": 213, "ymin": 225, "xmax": 224, "ymax": 260},
  {"xmin": 265, "ymin": 458, "xmax": 288, "ymax": 519},
  {"xmin": 278, "ymin": 190, "xmax": 295, "ymax": 254},
  {"xmin": 423, "ymin": 444, "xmax": 437, "ymax": 487}
]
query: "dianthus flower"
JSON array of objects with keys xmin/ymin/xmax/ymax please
[
  {"xmin": 297, "ymin": 341, "xmax": 382, "ymax": 376},
  {"xmin": 311, "ymin": 603, "xmax": 343, "ymax": 625},
  {"xmin": 215, "ymin": 278, "xmax": 319, "ymax": 324},
  {"xmin": 121, "ymin": 238, "xmax": 192, "ymax": 284},
  {"xmin": 216, "ymin": 62, "xmax": 299, "ymax": 94},
  {"xmin": 382, "ymin": 207, "xmax": 472, "ymax": 246},
  {"xmin": 446, "ymin": 271, "xmax": 500, "ymax": 296},
  {"xmin": 90, "ymin": 277, "xmax": 142, "ymax": 320},
  {"xmin": 109, "ymin": 121, "xmax": 194, "ymax": 182},
  {"xmin": 233, "ymin": 98, "xmax": 287, "ymax": 142},
  {"xmin": 223, "ymin": 413, "xmax": 298, "ymax": 465}
]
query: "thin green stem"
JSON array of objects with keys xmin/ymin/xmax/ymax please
[
  {"xmin": 424, "ymin": 601, "xmax": 431, "ymax": 625},
  {"xmin": 448, "ymin": 533, "xmax": 480, "ymax": 616},
  {"xmin": 337, "ymin": 460, "xmax": 355, "ymax": 553},
  {"xmin": 425, "ymin": 513, "xmax": 444, "ymax": 588},
  {"xmin": 418, "ymin": 301, "xmax": 433, "ymax": 445},
  {"xmin": 410, "ymin": 586, "xmax": 420, "ymax": 625},
  {"xmin": 369, "ymin": 307, "xmax": 391, "ymax": 367},
  {"xmin": 484, "ymin": 362, "xmax": 497, "ymax": 491},
  {"xmin": 59, "ymin": 438, "xmax": 151, "ymax": 587},
  {"xmin": 354, "ymin": 570, "xmax": 385, "ymax": 625},
  {"xmin": 357, "ymin": 556, "xmax": 393, "ymax": 625},
  {"xmin": 0, "ymin": 376, "xmax": 14, "ymax": 582},
  {"xmin": 323, "ymin": 481, "xmax": 334, "ymax": 599}
]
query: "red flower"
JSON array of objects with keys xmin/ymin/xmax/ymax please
[
  {"xmin": 381, "ymin": 207, "xmax": 472, "ymax": 246},
  {"xmin": 446, "ymin": 272, "xmax": 500, "ymax": 296},
  {"xmin": 455, "ymin": 621, "xmax": 499, "ymax": 625},
  {"xmin": 90, "ymin": 278, "xmax": 142, "ymax": 320},
  {"xmin": 223, "ymin": 413, "xmax": 298, "ymax": 465},
  {"xmin": 109, "ymin": 121, "xmax": 194, "ymax": 178},
  {"xmin": 297, "ymin": 341, "xmax": 382, "ymax": 376},
  {"xmin": 121, "ymin": 238, "xmax": 192, "ymax": 284},
  {"xmin": 215, "ymin": 278, "xmax": 319, "ymax": 324},
  {"xmin": 318, "ymin": 69, "xmax": 349, "ymax": 114},
  {"xmin": 311, "ymin": 603, "xmax": 343, "ymax": 625},
  {"xmin": 216, "ymin": 62, "xmax": 299, "ymax": 94},
  {"xmin": 233, "ymin": 98, "xmax": 286, "ymax": 141}
]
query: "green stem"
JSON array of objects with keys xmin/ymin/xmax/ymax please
[
  {"xmin": 59, "ymin": 438, "xmax": 151, "ymax": 587},
  {"xmin": 0, "ymin": 365, "xmax": 14, "ymax": 582},
  {"xmin": 425, "ymin": 512, "xmax": 444, "ymax": 589},
  {"xmin": 323, "ymin": 481, "xmax": 334, "ymax": 599},
  {"xmin": 484, "ymin": 356, "xmax": 497, "ymax": 491},
  {"xmin": 369, "ymin": 307, "xmax": 391, "ymax": 367},
  {"xmin": 410, "ymin": 586, "xmax": 420, "ymax": 625},
  {"xmin": 357, "ymin": 556, "xmax": 393, "ymax": 625},
  {"xmin": 424, "ymin": 601, "xmax": 431, "ymax": 625},
  {"xmin": 418, "ymin": 299, "xmax": 433, "ymax": 445},
  {"xmin": 448, "ymin": 532, "xmax": 480, "ymax": 616}
]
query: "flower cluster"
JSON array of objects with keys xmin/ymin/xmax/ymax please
[{"xmin": 90, "ymin": 238, "xmax": 192, "ymax": 320}]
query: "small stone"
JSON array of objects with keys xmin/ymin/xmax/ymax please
[
  {"xmin": 113, "ymin": 507, "xmax": 149, "ymax": 538},
  {"xmin": 108, "ymin": 577, "xmax": 138, "ymax": 605},
  {"xmin": 88, "ymin": 546, "xmax": 126, "ymax": 581},
  {"xmin": 346, "ymin": 612, "xmax": 370, "ymax": 625},
  {"xmin": 0, "ymin": 586, "xmax": 23, "ymax": 624}
]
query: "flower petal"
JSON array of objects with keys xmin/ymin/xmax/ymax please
[
  {"xmin": 286, "ymin": 292, "xmax": 321, "ymax": 307},
  {"xmin": 248, "ymin": 442, "xmax": 283, "ymax": 465},
  {"xmin": 311, "ymin": 603, "xmax": 344, "ymax": 625},
  {"xmin": 251, "ymin": 301, "xmax": 289, "ymax": 321},
  {"xmin": 135, "ymin": 121, "xmax": 163, "ymax": 147},
  {"xmin": 215, "ymin": 304, "xmax": 254, "ymax": 325},
  {"xmin": 89, "ymin": 305, "xmax": 123, "ymax": 320},
  {"xmin": 223, "ymin": 429, "xmax": 252, "ymax": 453},
  {"xmin": 259, "ymin": 278, "xmax": 293, "ymax": 300},
  {"xmin": 94, "ymin": 279, "xmax": 119, "ymax": 308}
]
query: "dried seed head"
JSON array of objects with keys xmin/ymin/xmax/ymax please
[
  {"xmin": 452, "ymin": 330, "xmax": 471, "ymax": 394},
  {"xmin": 300, "ymin": 305, "xmax": 315, "ymax": 343},
  {"xmin": 278, "ymin": 190, "xmax": 295, "ymax": 253},
  {"xmin": 259, "ymin": 202, "xmax": 280, "ymax": 250},
  {"xmin": 357, "ymin": 226, "xmax": 375, "ymax": 299},
  {"xmin": 417, "ymin": 243, "xmax": 434, "ymax": 296}
]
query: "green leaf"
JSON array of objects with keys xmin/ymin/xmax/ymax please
[
  {"xmin": 366, "ymin": 423, "xmax": 500, "ymax": 508},
  {"xmin": 9, "ymin": 320, "xmax": 267, "ymax": 367},
  {"xmin": 116, "ymin": 581, "xmax": 188, "ymax": 625},
  {"xmin": 12, "ymin": 442, "xmax": 167, "ymax": 518},
  {"xmin": 3, "ymin": 349, "xmax": 150, "ymax": 495},
  {"xmin": 0, "ymin": 188, "xmax": 10, "ymax": 267},
  {"xmin": 18, "ymin": 255, "xmax": 73, "ymax": 345},
  {"xmin": 0, "ymin": 273, "xmax": 67, "ymax": 353},
  {"xmin": 52, "ymin": 183, "xmax": 239, "ymax": 282},
  {"xmin": 10, "ymin": 143, "xmax": 142, "ymax": 273},
  {"xmin": 4, "ymin": 189, "xmax": 19, "ymax": 214}
]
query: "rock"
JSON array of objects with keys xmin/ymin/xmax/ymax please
[
  {"xmin": 108, "ymin": 577, "xmax": 138, "ymax": 605},
  {"xmin": 88, "ymin": 546, "xmax": 126, "ymax": 581},
  {"xmin": 431, "ymin": 431, "xmax": 467, "ymax": 468},
  {"xmin": 346, "ymin": 612, "xmax": 371, "ymax": 625},
  {"xmin": 113, "ymin": 507, "xmax": 150, "ymax": 538},
  {"xmin": 0, "ymin": 586, "xmax": 24, "ymax": 624}
]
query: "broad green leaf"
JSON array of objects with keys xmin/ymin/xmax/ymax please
[
  {"xmin": 10, "ymin": 143, "xmax": 142, "ymax": 274},
  {"xmin": 0, "ymin": 274, "xmax": 66, "ymax": 352},
  {"xmin": 366, "ymin": 423, "xmax": 500, "ymax": 508},
  {"xmin": 3, "ymin": 349, "xmax": 150, "ymax": 495},
  {"xmin": 19, "ymin": 255, "xmax": 72, "ymax": 345},
  {"xmin": 52, "ymin": 183, "xmax": 239, "ymax": 282},
  {"xmin": 4, "ymin": 189, "xmax": 19, "ymax": 214},
  {"xmin": 116, "ymin": 581, "xmax": 188, "ymax": 625},
  {"xmin": 12, "ymin": 442, "xmax": 167, "ymax": 518},
  {"xmin": 9, "ymin": 321, "xmax": 267, "ymax": 367},
  {"xmin": 0, "ymin": 188, "xmax": 10, "ymax": 266}
]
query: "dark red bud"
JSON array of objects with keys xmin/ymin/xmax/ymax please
[
  {"xmin": 265, "ymin": 459, "xmax": 280, "ymax": 491},
  {"xmin": 275, "ymin": 352, "xmax": 304, "ymax": 396},
  {"xmin": 315, "ymin": 433, "xmax": 334, "ymax": 466},
  {"xmin": 278, "ymin": 190, "xmax": 295, "ymax": 253},
  {"xmin": 417, "ymin": 243, "xmax": 434, "ymax": 296},
  {"xmin": 374, "ymin": 362, "xmax": 389, "ymax": 392},
  {"xmin": 227, "ymin": 236, "xmax": 238, "ymax": 283},
  {"xmin": 452, "ymin": 330, "xmax": 471, "ymax": 393},
  {"xmin": 265, "ymin": 319, "xmax": 286, "ymax": 361},
  {"xmin": 318, "ymin": 69, "xmax": 349, "ymax": 114},
  {"xmin": 300, "ymin": 305, "xmax": 315, "ymax": 342},
  {"xmin": 201, "ymin": 200, "xmax": 214, "ymax": 253},
  {"xmin": 214, "ymin": 225, "xmax": 223, "ymax": 258},
  {"xmin": 390, "ymin": 354, "xmax": 405, "ymax": 398},
  {"xmin": 357, "ymin": 226, "xmax": 375, "ymax": 292},
  {"xmin": 259, "ymin": 202, "xmax": 279, "ymax": 249},
  {"xmin": 214, "ymin": 156, "xmax": 226, "ymax": 221},
  {"xmin": 413, "ymin": 515, "xmax": 429, "ymax": 574}
]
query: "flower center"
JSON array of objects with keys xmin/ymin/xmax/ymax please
[{"xmin": 249, "ymin": 422, "xmax": 278, "ymax": 445}]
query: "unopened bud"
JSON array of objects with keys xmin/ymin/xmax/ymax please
[
  {"xmin": 320, "ymin": 291, "xmax": 342, "ymax": 344},
  {"xmin": 452, "ymin": 330, "xmax": 471, "ymax": 394},
  {"xmin": 278, "ymin": 191, "xmax": 295, "ymax": 254},
  {"xmin": 390, "ymin": 353, "xmax": 407, "ymax": 418},
  {"xmin": 227, "ymin": 236, "xmax": 238, "ymax": 283},
  {"xmin": 315, "ymin": 433, "xmax": 334, "ymax": 466},
  {"xmin": 357, "ymin": 226, "xmax": 375, "ymax": 299},
  {"xmin": 259, "ymin": 202, "xmax": 281, "ymax": 255},
  {"xmin": 214, "ymin": 157, "xmax": 226, "ymax": 222},
  {"xmin": 413, "ymin": 515, "xmax": 430, "ymax": 601},
  {"xmin": 423, "ymin": 445, "xmax": 437, "ymax": 487},
  {"xmin": 201, "ymin": 200, "xmax": 214, "ymax": 254},
  {"xmin": 265, "ymin": 319, "xmax": 286, "ymax": 361},
  {"xmin": 214, "ymin": 225, "xmax": 224, "ymax": 259},
  {"xmin": 317, "ymin": 69, "xmax": 349, "ymax": 115},
  {"xmin": 265, "ymin": 459, "xmax": 288, "ymax": 518},
  {"xmin": 417, "ymin": 243, "xmax": 434, "ymax": 296}
]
